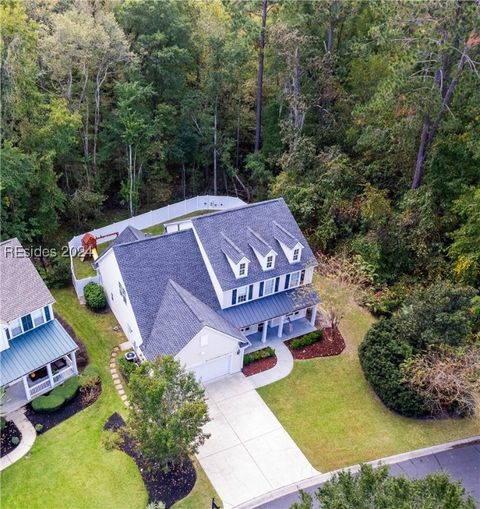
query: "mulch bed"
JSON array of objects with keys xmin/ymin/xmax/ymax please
[
  {"xmin": 242, "ymin": 355, "xmax": 277, "ymax": 376},
  {"xmin": 55, "ymin": 315, "xmax": 89, "ymax": 372},
  {"xmin": 25, "ymin": 384, "xmax": 101, "ymax": 434},
  {"xmin": 104, "ymin": 413, "xmax": 196, "ymax": 508},
  {"xmin": 1, "ymin": 420, "xmax": 22, "ymax": 456},
  {"xmin": 286, "ymin": 327, "xmax": 346, "ymax": 360}
]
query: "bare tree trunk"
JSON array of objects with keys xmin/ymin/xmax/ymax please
[
  {"xmin": 182, "ymin": 162, "xmax": 186, "ymax": 199},
  {"xmin": 93, "ymin": 68, "xmax": 108, "ymax": 173},
  {"xmin": 213, "ymin": 103, "xmax": 218, "ymax": 196},
  {"xmin": 254, "ymin": 0, "xmax": 267, "ymax": 152},
  {"xmin": 411, "ymin": 45, "xmax": 469, "ymax": 189},
  {"xmin": 128, "ymin": 144, "xmax": 134, "ymax": 217},
  {"xmin": 236, "ymin": 95, "xmax": 241, "ymax": 170}
]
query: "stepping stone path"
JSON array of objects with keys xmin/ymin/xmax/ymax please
[{"xmin": 110, "ymin": 346, "xmax": 130, "ymax": 407}]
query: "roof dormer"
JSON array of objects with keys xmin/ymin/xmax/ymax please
[
  {"xmin": 221, "ymin": 233, "xmax": 250, "ymax": 279},
  {"xmin": 273, "ymin": 221, "xmax": 303, "ymax": 264},
  {"xmin": 247, "ymin": 228, "xmax": 277, "ymax": 271}
]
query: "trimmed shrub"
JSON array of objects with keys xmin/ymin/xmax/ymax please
[
  {"xmin": 290, "ymin": 330, "xmax": 323, "ymax": 349},
  {"xmin": 31, "ymin": 393, "xmax": 65, "ymax": 413},
  {"xmin": 84, "ymin": 282, "xmax": 107, "ymax": 311},
  {"xmin": 11, "ymin": 436, "xmax": 20, "ymax": 446},
  {"xmin": 146, "ymin": 503, "xmax": 166, "ymax": 509},
  {"xmin": 80, "ymin": 364, "xmax": 101, "ymax": 385},
  {"xmin": 54, "ymin": 376, "xmax": 80, "ymax": 402},
  {"xmin": 359, "ymin": 319, "xmax": 430, "ymax": 417},
  {"xmin": 118, "ymin": 357, "xmax": 137, "ymax": 383},
  {"xmin": 101, "ymin": 430, "xmax": 122, "ymax": 451},
  {"xmin": 35, "ymin": 423, "xmax": 44, "ymax": 433},
  {"xmin": 0, "ymin": 416, "xmax": 6, "ymax": 432},
  {"xmin": 243, "ymin": 347, "xmax": 275, "ymax": 366}
]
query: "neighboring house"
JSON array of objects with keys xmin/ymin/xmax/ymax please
[
  {"xmin": 96, "ymin": 198, "xmax": 320, "ymax": 382},
  {"xmin": 0, "ymin": 239, "xmax": 78, "ymax": 416}
]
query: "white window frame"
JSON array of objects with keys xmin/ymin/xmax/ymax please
[
  {"xmin": 237, "ymin": 285, "xmax": 248, "ymax": 303},
  {"xmin": 264, "ymin": 278, "xmax": 275, "ymax": 296},
  {"xmin": 266, "ymin": 255, "xmax": 274, "ymax": 269},
  {"xmin": 32, "ymin": 308, "xmax": 45, "ymax": 327},
  {"xmin": 239, "ymin": 262, "xmax": 246, "ymax": 276},
  {"xmin": 290, "ymin": 271, "xmax": 301, "ymax": 288},
  {"xmin": 293, "ymin": 248, "xmax": 300, "ymax": 261},
  {"xmin": 10, "ymin": 318, "xmax": 23, "ymax": 337}
]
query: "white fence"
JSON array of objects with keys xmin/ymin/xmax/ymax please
[{"xmin": 70, "ymin": 195, "xmax": 245, "ymax": 298}]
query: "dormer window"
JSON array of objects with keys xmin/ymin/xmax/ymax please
[
  {"xmin": 266, "ymin": 256, "xmax": 273, "ymax": 269},
  {"xmin": 293, "ymin": 248, "xmax": 300, "ymax": 262},
  {"xmin": 239, "ymin": 262, "xmax": 246, "ymax": 276}
]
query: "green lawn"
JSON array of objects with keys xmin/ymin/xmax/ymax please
[
  {"xmin": 72, "ymin": 210, "xmax": 213, "ymax": 279},
  {"xmin": 0, "ymin": 288, "xmax": 219, "ymax": 509},
  {"xmin": 258, "ymin": 276, "xmax": 480, "ymax": 472}
]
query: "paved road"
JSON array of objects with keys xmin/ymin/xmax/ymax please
[{"xmin": 254, "ymin": 442, "xmax": 480, "ymax": 508}]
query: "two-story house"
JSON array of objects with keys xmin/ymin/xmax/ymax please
[
  {"xmin": 0, "ymin": 239, "xmax": 79, "ymax": 416},
  {"xmin": 96, "ymin": 198, "xmax": 320, "ymax": 382}
]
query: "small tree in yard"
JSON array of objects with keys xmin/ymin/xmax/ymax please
[
  {"xmin": 128, "ymin": 356, "xmax": 210, "ymax": 471},
  {"xmin": 290, "ymin": 464, "xmax": 475, "ymax": 509},
  {"xmin": 83, "ymin": 282, "xmax": 107, "ymax": 311}
]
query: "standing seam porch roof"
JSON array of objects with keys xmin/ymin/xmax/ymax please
[{"xmin": 0, "ymin": 320, "xmax": 78, "ymax": 386}]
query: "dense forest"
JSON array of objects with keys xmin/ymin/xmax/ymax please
[{"xmin": 1, "ymin": 0, "xmax": 479, "ymax": 292}]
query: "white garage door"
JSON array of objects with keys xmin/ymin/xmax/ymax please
[{"xmin": 192, "ymin": 355, "xmax": 231, "ymax": 383}]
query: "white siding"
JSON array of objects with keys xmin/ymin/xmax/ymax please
[
  {"xmin": 175, "ymin": 326, "xmax": 244, "ymax": 376},
  {"xmin": 97, "ymin": 249, "xmax": 144, "ymax": 348}
]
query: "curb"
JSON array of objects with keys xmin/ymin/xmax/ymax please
[{"xmin": 234, "ymin": 435, "xmax": 480, "ymax": 509}]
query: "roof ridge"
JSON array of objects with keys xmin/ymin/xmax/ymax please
[
  {"xmin": 166, "ymin": 279, "xmax": 207, "ymax": 325},
  {"xmin": 191, "ymin": 198, "xmax": 285, "ymax": 222},
  {"xmin": 272, "ymin": 220, "xmax": 296, "ymax": 240},
  {"xmin": 247, "ymin": 227, "xmax": 271, "ymax": 248},
  {"xmin": 220, "ymin": 232, "xmax": 243, "ymax": 254}
]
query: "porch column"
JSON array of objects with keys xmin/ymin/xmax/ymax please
[
  {"xmin": 261, "ymin": 320, "xmax": 268, "ymax": 343},
  {"xmin": 46, "ymin": 363, "xmax": 55, "ymax": 386},
  {"xmin": 70, "ymin": 351, "xmax": 78, "ymax": 375},
  {"xmin": 277, "ymin": 315, "xmax": 285, "ymax": 338},
  {"xmin": 310, "ymin": 304, "xmax": 318, "ymax": 326},
  {"xmin": 22, "ymin": 375, "xmax": 32, "ymax": 401}
]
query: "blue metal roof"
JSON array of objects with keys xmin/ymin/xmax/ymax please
[
  {"xmin": 220, "ymin": 285, "xmax": 320, "ymax": 328},
  {"xmin": 191, "ymin": 199, "xmax": 316, "ymax": 291},
  {"xmin": 0, "ymin": 320, "xmax": 78, "ymax": 386}
]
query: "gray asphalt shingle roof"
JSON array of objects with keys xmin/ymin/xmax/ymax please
[
  {"xmin": 220, "ymin": 234, "xmax": 246, "ymax": 264},
  {"xmin": 191, "ymin": 199, "xmax": 316, "ymax": 291},
  {"xmin": 0, "ymin": 238, "xmax": 55, "ymax": 323},
  {"xmin": 142, "ymin": 280, "xmax": 247, "ymax": 360},
  {"xmin": 113, "ymin": 229, "xmax": 220, "ymax": 344},
  {"xmin": 112, "ymin": 225, "xmax": 146, "ymax": 246},
  {"xmin": 0, "ymin": 319, "xmax": 78, "ymax": 386},
  {"xmin": 247, "ymin": 228, "xmax": 275, "ymax": 257},
  {"xmin": 220, "ymin": 285, "xmax": 320, "ymax": 328}
]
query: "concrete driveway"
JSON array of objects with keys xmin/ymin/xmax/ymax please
[{"xmin": 197, "ymin": 373, "xmax": 318, "ymax": 509}]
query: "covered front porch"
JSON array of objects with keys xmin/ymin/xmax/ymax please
[
  {"xmin": 1, "ymin": 352, "xmax": 78, "ymax": 416},
  {"xmin": 245, "ymin": 304, "xmax": 318, "ymax": 353}
]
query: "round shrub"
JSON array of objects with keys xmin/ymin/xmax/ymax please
[
  {"xmin": 101, "ymin": 430, "xmax": 122, "ymax": 451},
  {"xmin": 54, "ymin": 376, "xmax": 80, "ymax": 402},
  {"xmin": 84, "ymin": 282, "xmax": 107, "ymax": 311},
  {"xmin": 359, "ymin": 319, "xmax": 430, "ymax": 417},
  {"xmin": 31, "ymin": 393, "xmax": 65, "ymax": 413},
  {"xmin": 35, "ymin": 423, "xmax": 44, "ymax": 433},
  {"xmin": 80, "ymin": 364, "xmax": 101, "ymax": 386},
  {"xmin": 11, "ymin": 436, "xmax": 20, "ymax": 446},
  {"xmin": 118, "ymin": 356, "xmax": 138, "ymax": 383}
]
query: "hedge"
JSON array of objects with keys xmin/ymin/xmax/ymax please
[
  {"xmin": 243, "ymin": 347, "xmax": 275, "ymax": 366},
  {"xmin": 359, "ymin": 319, "xmax": 430, "ymax": 417},
  {"xmin": 31, "ymin": 376, "xmax": 80, "ymax": 413},
  {"xmin": 84, "ymin": 282, "xmax": 107, "ymax": 311},
  {"xmin": 290, "ymin": 330, "xmax": 323, "ymax": 349},
  {"xmin": 118, "ymin": 357, "xmax": 138, "ymax": 383}
]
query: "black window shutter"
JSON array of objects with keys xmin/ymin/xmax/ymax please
[
  {"xmin": 21, "ymin": 314, "xmax": 33, "ymax": 331},
  {"xmin": 274, "ymin": 277, "xmax": 280, "ymax": 292},
  {"xmin": 284, "ymin": 274, "xmax": 290, "ymax": 289},
  {"xmin": 6, "ymin": 328, "xmax": 10, "ymax": 340},
  {"xmin": 44, "ymin": 306, "xmax": 51, "ymax": 321},
  {"xmin": 259, "ymin": 282, "xmax": 264, "ymax": 297},
  {"xmin": 231, "ymin": 289, "xmax": 237, "ymax": 305},
  {"xmin": 248, "ymin": 284, "xmax": 253, "ymax": 300},
  {"xmin": 300, "ymin": 269, "xmax": 306, "ymax": 284}
]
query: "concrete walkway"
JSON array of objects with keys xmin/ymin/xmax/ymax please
[
  {"xmin": 197, "ymin": 373, "xmax": 318, "ymax": 509},
  {"xmin": 109, "ymin": 347, "xmax": 130, "ymax": 407},
  {"xmin": 0, "ymin": 409, "xmax": 36, "ymax": 471},
  {"xmin": 248, "ymin": 339, "xmax": 294, "ymax": 389}
]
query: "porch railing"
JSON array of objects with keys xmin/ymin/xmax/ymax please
[
  {"xmin": 52, "ymin": 366, "xmax": 74, "ymax": 385},
  {"xmin": 29, "ymin": 378, "xmax": 52, "ymax": 397}
]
